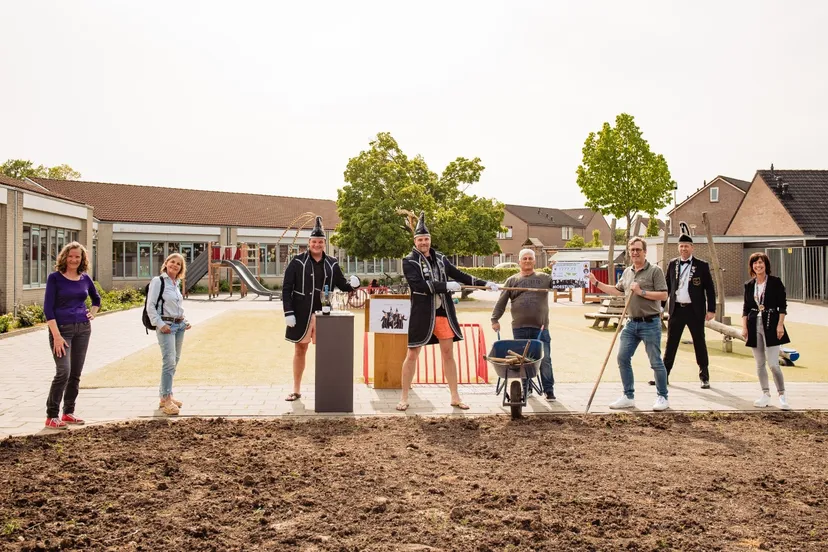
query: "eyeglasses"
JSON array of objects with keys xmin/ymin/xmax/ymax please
[{"xmin": 629, "ymin": 248, "xmax": 644, "ymax": 252}]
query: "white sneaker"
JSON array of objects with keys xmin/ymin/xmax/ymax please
[
  {"xmin": 653, "ymin": 396, "xmax": 669, "ymax": 411},
  {"xmin": 754, "ymin": 394, "xmax": 771, "ymax": 408},
  {"xmin": 609, "ymin": 396, "xmax": 635, "ymax": 409},
  {"xmin": 779, "ymin": 394, "xmax": 792, "ymax": 410}
]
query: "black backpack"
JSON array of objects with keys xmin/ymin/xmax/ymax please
[{"xmin": 142, "ymin": 277, "xmax": 165, "ymax": 334}]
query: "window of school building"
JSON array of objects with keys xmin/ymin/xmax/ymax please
[
  {"xmin": 339, "ymin": 256, "xmax": 397, "ymax": 274},
  {"xmin": 256, "ymin": 244, "xmax": 307, "ymax": 276},
  {"xmin": 22, "ymin": 225, "xmax": 81, "ymax": 287},
  {"xmin": 112, "ymin": 241, "xmax": 207, "ymax": 278}
]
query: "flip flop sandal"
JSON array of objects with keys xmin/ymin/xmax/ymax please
[
  {"xmin": 395, "ymin": 402, "xmax": 409, "ymax": 411},
  {"xmin": 450, "ymin": 401, "xmax": 470, "ymax": 410},
  {"xmin": 285, "ymin": 393, "xmax": 302, "ymax": 402}
]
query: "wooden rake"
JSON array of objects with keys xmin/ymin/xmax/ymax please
[{"xmin": 584, "ymin": 292, "xmax": 633, "ymax": 414}]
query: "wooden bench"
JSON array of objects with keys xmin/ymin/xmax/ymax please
[{"xmin": 585, "ymin": 297, "xmax": 668, "ymax": 329}]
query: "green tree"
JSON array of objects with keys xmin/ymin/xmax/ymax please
[
  {"xmin": 565, "ymin": 235, "xmax": 586, "ymax": 248},
  {"xmin": 646, "ymin": 216, "xmax": 660, "ymax": 237},
  {"xmin": 333, "ymin": 132, "xmax": 503, "ymax": 259},
  {"xmin": 585, "ymin": 229, "xmax": 603, "ymax": 248},
  {"xmin": 576, "ymin": 113, "xmax": 675, "ymax": 244},
  {"xmin": 614, "ymin": 228, "xmax": 627, "ymax": 245},
  {"xmin": 0, "ymin": 159, "xmax": 81, "ymax": 180},
  {"xmin": 46, "ymin": 164, "xmax": 82, "ymax": 180}
]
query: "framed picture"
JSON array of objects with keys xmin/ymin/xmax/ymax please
[
  {"xmin": 551, "ymin": 261, "xmax": 590, "ymax": 290},
  {"xmin": 367, "ymin": 297, "xmax": 411, "ymax": 334}
]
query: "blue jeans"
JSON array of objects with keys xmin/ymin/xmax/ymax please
[
  {"xmin": 157, "ymin": 322, "xmax": 186, "ymax": 397},
  {"xmin": 618, "ymin": 318, "xmax": 667, "ymax": 399},
  {"xmin": 512, "ymin": 327, "xmax": 554, "ymax": 394}
]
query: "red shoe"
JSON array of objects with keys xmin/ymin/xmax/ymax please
[
  {"xmin": 61, "ymin": 414, "xmax": 85, "ymax": 425},
  {"xmin": 45, "ymin": 417, "xmax": 68, "ymax": 430}
]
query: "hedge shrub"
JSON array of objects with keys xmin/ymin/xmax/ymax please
[
  {"xmin": 0, "ymin": 313, "xmax": 14, "ymax": 333},
  {"xmin": 17, "ymin": 304, "xmax": 46, "ymax": 327}
]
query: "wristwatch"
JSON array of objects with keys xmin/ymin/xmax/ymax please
[{"xmin": 641, "ymin": 289, "xmax": 648, "ymax": 297}]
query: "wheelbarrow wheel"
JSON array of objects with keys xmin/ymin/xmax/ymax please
[{"xmin": 509, "ymin": 380, "xmax": 523, "ymax": 420}]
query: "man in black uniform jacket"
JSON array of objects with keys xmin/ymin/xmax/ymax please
[
  {"xmin": 653, "ymin": 223, "xmax": 716, "ymax": 388},
  {"xmin": 282, "ymin": 216, "xmax": 360, "ymax": 401}
]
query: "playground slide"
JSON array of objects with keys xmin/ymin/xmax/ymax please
[
  {"xmin": 185, "ymin": 250, "xmax": 210, "ymax": 293},
  {"xmin": 220, "ymin": 259, "xmax": 280, "ymax": 301}
]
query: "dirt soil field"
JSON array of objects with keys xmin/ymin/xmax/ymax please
[{"xmin": 1, "ymin": 413, "xmax": 827, "ymax": 551}]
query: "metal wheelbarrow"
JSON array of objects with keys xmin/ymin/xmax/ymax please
[{"xmin": 486, "ymin": 335, "xmax": 544, "ymax": 419}]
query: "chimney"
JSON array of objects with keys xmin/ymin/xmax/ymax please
[{"xmin": 770, "ymin": 163, "xmax": 774, "ymax": 172}]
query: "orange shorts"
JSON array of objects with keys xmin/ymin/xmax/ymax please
[
  {"xmin": 432, "ymin": 316, "xmax": 454, "ymax": 340},
  {"xmin": 298, "ymin": 314, "xmax": 317, "ymax": 345}
]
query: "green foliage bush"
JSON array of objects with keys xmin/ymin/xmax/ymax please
[
  {"xmin": 0, "ymin": 313, "xmax": 14, "ymax": 333},
  {"xmin": 219, "ymin": 280, "xmax": 230, "ymax": 293},
  {"xmin": 86, "ymin": 283, "xmax": 145, "ymax": 313},
  {"xmin": 17, "ymin": 304, "xmax": 45, "ymax": 327}
]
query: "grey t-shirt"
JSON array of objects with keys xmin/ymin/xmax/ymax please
[
  {"xmin": 615, "ymin": 261, "xmax": 668, "ymax": 318},
  {"xmin": 490, "ymin": 272, "xmax": 553, "ymax": 329}
]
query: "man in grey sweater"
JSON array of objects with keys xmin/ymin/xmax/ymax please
[{"xmin": 491, "ymin": 249, "xmax": 556, "ymax": 400}]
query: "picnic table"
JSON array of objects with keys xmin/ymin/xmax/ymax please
[{"xmin": 584, "ymin": 296, "xmax": 668, "ymax": 329}]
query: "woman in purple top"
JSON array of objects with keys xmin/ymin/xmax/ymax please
[{"xmin": 43, "ymin": 242, "xmax": 101, "ymax": 430}]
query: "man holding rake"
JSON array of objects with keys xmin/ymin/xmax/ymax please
[{"xmin": 588, "ymin": 236, "xmax": 670, "ymax": 411}]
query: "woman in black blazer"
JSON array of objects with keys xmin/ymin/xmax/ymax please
[{"xmin": 741, "ymin": 252, "xmax": 791, "ymax": 410}]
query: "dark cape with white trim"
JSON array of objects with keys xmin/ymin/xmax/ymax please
[
  {"xmin": 282, "ymin": 252, "xmax": 356, "ymax": 343},
  {"xmin": 403, "ymin": 247, "xmax": 486, "ymax": 347}
]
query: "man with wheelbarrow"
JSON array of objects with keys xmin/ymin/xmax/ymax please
[
  {"xmin": 396, "ymin": 212, "xmax": 500, "ymax": 412},
  {"xmin": 490, "ymin": 248, "xmax": 557, "ymax": 401},
  {"xmin": 587, "ymin": 236, "xmax": 670, "ymax": 411}
]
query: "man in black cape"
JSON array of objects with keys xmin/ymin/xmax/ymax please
[
  {"xmin": 396, "ymin": 212, "xmax": 499, "ymax": 411},
  {"xmin": 282, "ymin": 216, "xmax": 360, "ymax": 401}
]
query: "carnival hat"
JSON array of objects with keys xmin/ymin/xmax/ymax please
[
  {"xmin": 310, "ymin": 216, "xmax": 325, "ymax": 238},
  {"xmin": 414, "ymin": 212, "xmax": 430, "ymax": 237},
  {"xmin": 678, "ymin": 221, "xmax": 693, "ymax": 243}
]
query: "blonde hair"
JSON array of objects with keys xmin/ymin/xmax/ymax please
[
  {"xmin": 161, "ymin": 252, "xmax": 187, "ymax": 280},
  {"xmin": 55, "ymin": 242, "xmax": 89, "ymax": 274}
]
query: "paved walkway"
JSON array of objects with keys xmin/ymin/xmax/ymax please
[{"xmin": 2, "ymin": 294, "xmax": 826, "ymax": 438}]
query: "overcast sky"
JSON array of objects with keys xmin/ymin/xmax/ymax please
[{"xmin": 2, "ymin": 1, "xmax": 826, "ymax": 218}]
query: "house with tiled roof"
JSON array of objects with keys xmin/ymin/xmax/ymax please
[
  {"xmin": 561, "ymin": 208, "xmax": 612, "ymax": 245},
  {"xmin": 727, "ymin": 169, "xmax": 828, "ymax": 238},
  {"xmin": 667, "ymin": 175, "xmax": 752, "ymax": 237},
  {"xmin": 649, "ymin": 168, "xmax": 828, "ymax": 302},
  {"xmin": 0, "ymin": 175, "xmax": 94, "ymax": 313},
  {"xmin": 488, "ymin": 204, "xmax": 588, "ymax": 266}
]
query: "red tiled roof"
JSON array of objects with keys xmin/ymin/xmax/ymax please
[
  {"xmin": 31, "ymin": 178, "xmax": 340, "ymax": 229},
  {"xmin": 0, "ymin": 175, "xmax": 86, "ymax": 203}
]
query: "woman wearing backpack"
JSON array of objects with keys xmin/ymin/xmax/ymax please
[
  {"xmin": 146, "ymin": 252, "xmax": 191, "ymax": 415},
  {"xmin": 44, "ymin": 242, "xmax": 101, "ymax": 430}
]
